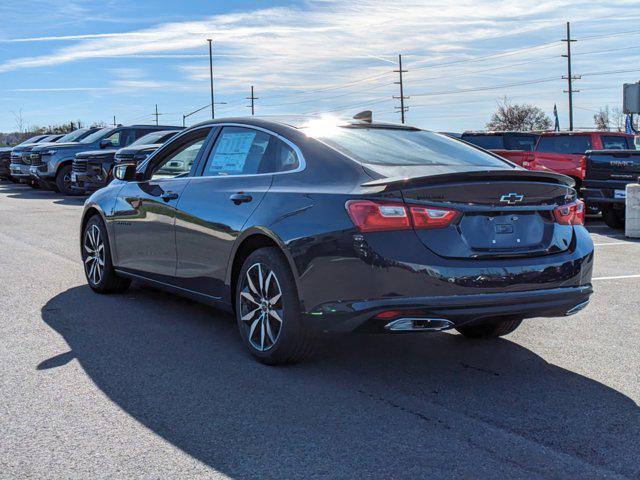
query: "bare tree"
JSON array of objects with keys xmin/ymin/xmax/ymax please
[
  {"xmin": 11, "ymin": 109, "xmax": 26, "ymax": 133},
  {"xmin": 486, "ymin": 97, "xmax": 552, "ymax": 131},
  {"xmin": 593, "ymin": 106, "xmax": 610, "ymax": 131}
]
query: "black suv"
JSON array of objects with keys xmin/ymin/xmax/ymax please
[
  {"xmin": 72, "ymin": 129, "xmax": 182, "ymax": 194},
  {"xmin": 0, "ymin": 135, "xmax": 50, "ymax": 181},
  {"xmin": 30, "ymin": 125, "xmax": 178, "ymax": 195}
]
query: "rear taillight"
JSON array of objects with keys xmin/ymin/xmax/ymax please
[
  {"xmin": 579, "ymin": 155, "xmax": 587, "ymax": 180},
  {"xmin": 346, "ymin": 200, "xmax": 459, "ymax": 232},
  {"xmin": 409, "ymin": 206, "xmax": 460, "ymax": 229},
  {"xmin": 553, "ymin": 199, "xmax": 585, "ymax": 226},
  {"xmin": 346, "ymin": 200, "xmax": 411, "ymax": 232}
]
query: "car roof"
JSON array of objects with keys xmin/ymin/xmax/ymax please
[
  {"xmin": 191, "ymin": 115, "xmax": 420, "ymax": 132},
  {"xmin": 539, "ymin": 131, "xmax": 633, "ymax": 136},
  {"xmin": 461, "ymin": 131, "xmax": 538, "ymax": 136}
]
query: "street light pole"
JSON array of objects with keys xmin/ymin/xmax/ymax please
[{"xmin": 207, "ymin": 39, "xmax": 215, "ymax": 119}]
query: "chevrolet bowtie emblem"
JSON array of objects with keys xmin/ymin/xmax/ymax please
[{"xmin": 500, "ymin": 193, "xmax": 524, "ymax": 204}]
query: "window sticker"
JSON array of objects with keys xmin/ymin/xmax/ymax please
[{"xmin": 208, "ymin": 131, "xmax": 257, "ymax": 174}]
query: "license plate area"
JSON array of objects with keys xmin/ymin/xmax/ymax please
[{"xmin": 459, "ymin": 211, "xmax": 547, "ymax": 251}]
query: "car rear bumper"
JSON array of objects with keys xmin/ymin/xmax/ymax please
[
  {"xmin": 582, "ymin": 184, "xmax": 629, "ymax": 206},
  {"xmin": 305, "ymin": 285, "xmax": 593, "ymax": 333}
]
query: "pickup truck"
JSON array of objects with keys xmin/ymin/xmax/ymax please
[
  {"xmin": 460, "ymin": 131, "xmax": 538, "ymax": 167},
  {"xmin": 582, "ymin": 150, "xmax": 640, "ymax": 229},
  {"xmin": 526, "ymin": 131, "xmax": 635, "ymax": 187},
  {"xmin": 71, "ymin": 129, "xmax": 182, "ymax": 194}
]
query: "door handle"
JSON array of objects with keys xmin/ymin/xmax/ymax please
[
  {"xmin": 161, "ymin": 192, "xmax": 179, "ymax": 202},
  {"xmin": 229, "ymin": 193, "xmax": 253, "ymax": 205}
]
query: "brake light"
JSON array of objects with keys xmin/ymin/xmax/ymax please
[
  {"xmin": 346, "ymin": 200, "xmax": 411, "ymax": 232},
  {"xmin": 409, "ymin": 206, "xmax": 460, "ymax": 229},
  {"xmin": 579, "ymin": 155, "xmax": 587, "ymax": 180},
  {"xmin": 346, "ymin": 200, "xmax": 459, "ymax": 232},
  {"xmin": 554, "ymin": 199, "xmax": 585, "ymax": 225}
]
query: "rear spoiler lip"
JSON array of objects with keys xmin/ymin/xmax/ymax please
[{"xmin": 362, "ymin": 169, "xmax": 575, "ymax": 189}]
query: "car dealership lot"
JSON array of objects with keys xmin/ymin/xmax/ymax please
[{"xmin": 0, "ymin": 181, "xmax": 638, "ymax": 479}]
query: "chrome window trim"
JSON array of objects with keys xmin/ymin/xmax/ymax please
[{"xmin": 196, "ymin": 122, "xmax": 306, "ymax": 178}]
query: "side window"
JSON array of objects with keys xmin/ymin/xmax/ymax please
[
  {"xmin": 151, "ymin": 135, "xmax": 208, "ymax": 180},
  {"xmin": 134, "ymin": 129, "xmax": 154, "ymax": 141},
  {"xmin": 601, "ymin": 136, "xmax": 630, "ymax": 150},
  {"xmin": 202, "ymin": 127, "xmax": 300, "ymax": 176},
  {"xmin": 103, "ymin": 130, "xmax": 124, "ymax": 148}
]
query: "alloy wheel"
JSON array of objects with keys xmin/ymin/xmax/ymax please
[
  {"xmin": 84, "ymin": 224, "xmax": 105, "ymax": 285},
  {"xmin": 239, "ymin": 263, "xmax": 284, "ymax": 351}
]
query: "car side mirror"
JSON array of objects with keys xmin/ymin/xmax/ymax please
[
  {"xmin": 113, "ymin": 163, "xmax": 137, "ymax": 182},
  {"xmin": 100, "ymin": 139, "xmax": 113, "ymax": 149}
]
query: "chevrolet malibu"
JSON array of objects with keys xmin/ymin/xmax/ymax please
[{"xmin": 80, "ymin": 116, "xmax": 594, "ymax": 364}]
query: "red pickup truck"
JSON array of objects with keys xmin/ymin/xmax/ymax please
[
  {"xmin": 460, "ymin": 131, "xmax": 538, "ymax": 167},
  {"xmin": 525, "ymin": 131, "xmax": 636, "ymax": 186}
]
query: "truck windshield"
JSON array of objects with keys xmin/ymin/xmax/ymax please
[
  {"xmin": 129, "ymin": 131, "xmax": 177, "ymax": 147},
  {"xmin": 80, "ymin": 128, "xmax": 113, "ymax": 144},
  {"xmin": 57, "ymin": 128, "xmax": 93, "ymax": 143},
  {"xmin": 309, "ymin": 126, "xmax": 509, "ymax": 167}
]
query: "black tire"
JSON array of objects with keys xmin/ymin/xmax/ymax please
[
  {"xmin": 455, "ymin": 317, "xmax": 523, "ymax": 339},
  {"xmin": 235, "ymin": 247, "xmax": 316, "ymax": 365},
  {"xmin": 28, "ymin": 180, "xmax": 40, "ymax": 189},
  {"xmin": 81, "ymin": 215, "xmax": 131, "ymax": 294},
  {"xmin": 55, "ymin": 164, "xmax": 80, "ymax": 196},
  {"xmin": 601, "ymin": 205, "xmax": 624, "ymax": 230}
]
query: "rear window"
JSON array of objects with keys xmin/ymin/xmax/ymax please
[
  {"xmin": 536, "ymin": 135, "xmax": 592, "ymax": 154},
  {"xmin": 461, "ymin": 134, "xmax": 504, "ymax": 150},
  {"xmin": 504, "ymin": 135, "xmax": 537, "ymax": 151},
  {"xmin": 311, "ymin": 127, "xmax": 510, "ymax": 168},
  {"xmin": 601, "ymin": 136, "xmax": 633, "ymax": 150}
]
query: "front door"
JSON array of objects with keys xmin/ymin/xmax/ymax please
[{"xmin": 112, "ymin": 128, "xmax": 212, "ymax": 278}]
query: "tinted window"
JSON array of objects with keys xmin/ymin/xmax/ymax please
[
  {"xmin": 202, "ymin": 127, "xmax": 291, "ymax": 176},
  {"xmin": 462, "ymin": 134, "xmax": 504, "ymax": 149},
  {"xmin": 18, "ymin": 135, "xmax": 46, "ymax": 145},
  {"xmin": 536, "ymin": 135, "xmax": 592, "ymax": 154},
  {"xmin": 151, "ymin": 137, "xmax": 207, "ymax": 180},
  {"xmin": 503, "ymin": 135, "xmax": 538, "ymax": 151},
  {"xmin": 312, "ymin": 128, "xmax": 509, "ymax": 167},
  {"xmin": 601, "ymin": 136, "xmax": 632, "ymax": 150}
]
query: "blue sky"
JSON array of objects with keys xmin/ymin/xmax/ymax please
[{"xmin": 1, "ymin": 0, "xmax": 640, "ymax": 132}]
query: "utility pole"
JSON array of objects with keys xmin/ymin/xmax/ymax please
[
  {"xmin": 393, "ymin": 54, "xmax": 409, "ymax": 124},
  {"xmin": 113, "ymin": 115, "xmax": 116, "ymax": 126},
  {"xmin": 561, "ymin": 21, "xmax": 580, "ymax": 131},
  {"xmin": 207, "ymin": 39, "xmax": 215, "ymax": 119},
  {"xmin": 246, "ymin": 86, "xmax": 258, "ymax": 115},
  {"xmin": 153, "ymin": 104, "xmax": 161, "ymax": 125}
]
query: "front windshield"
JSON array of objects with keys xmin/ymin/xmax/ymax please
[
  {"xmin": 80, "ymin": 127, "xmax": 113, "ymax": 144},
  {"xmin": 18, "ymin": 135, "xmax": 45, "ymax": 146},
  {"xmin": 308, "ymin": 126, "xmax": 510, "ymax": 168},
  {"xmin": 129, "ymin": 130, "xmax": 177, "ymax": 147},
  {"xmin": 57, "ymin": 128, "xmax": 92, "ymax": 143}
]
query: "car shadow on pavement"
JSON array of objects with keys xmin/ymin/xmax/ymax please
[
  {"xmin": 0, "ymin": 182, "xmax": 86, "ymax": 205},
  {"xmin": 40, "ymin": 285, "xmax": 639, "ymax": 479}
]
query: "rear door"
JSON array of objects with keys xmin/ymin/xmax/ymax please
[
  {"xmin": 112, "ymin": 127, "xmax": 214, "ymax": 277},
  {"xmin": 174, "ymin": 125, "xmax": 300, "ymax": 300}
]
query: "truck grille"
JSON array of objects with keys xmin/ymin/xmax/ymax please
[
  {"xmin": 72, "ymin": 159, "xmax": 88, "ymax": 173},
  {"xmin": 29, "ymin": 153, "xmax": 43, "ymax": 166},
  {"xmin": 10, "ymin": 154, "xmax": 24, "ymax": 165}
]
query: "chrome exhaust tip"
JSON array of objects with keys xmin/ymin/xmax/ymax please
[
  {"xmin": 384, "ymin": 318, "xmax": 454, "ymax": 332},
  {"xmin": 566, "ymin": 300, "xmax": 590, "ymax": 316}
]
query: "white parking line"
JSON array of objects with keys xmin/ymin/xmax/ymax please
[
  {"xmin": 592, "ymin": 274, "xmax": 640, "ymax": 281},
  {"xmin": 594, "ymin": 241, "xmax": 640, "ymax": 246}
]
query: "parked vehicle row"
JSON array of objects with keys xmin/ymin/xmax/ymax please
[
  {"xmin": 462, "ymin": 130, "xmax": 638, "ymax": 228},
  {"xmin": 74, "ymin": 115, "xmax": 594, "ymax": 364}
]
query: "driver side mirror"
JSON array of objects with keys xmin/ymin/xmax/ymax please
[
  {"xmin": 100, "ymin": 139, "xmax": 113, "ymax": 149},
  {"xmin": 113, "ymin": 163, "xmax": 138, "ymax": 182}
]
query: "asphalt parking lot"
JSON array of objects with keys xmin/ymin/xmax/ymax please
[{"xmin": 0, "ymin": 181, "xmax": 639, "ymax": 479}]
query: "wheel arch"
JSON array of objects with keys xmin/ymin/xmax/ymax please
[
  {"xmin": 80, "ymin": 203, "xmax": 115, "ymax": 261},
  {"xmin": 227, "ymin": 228, "xmax": 303, "ymax": 310}
]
